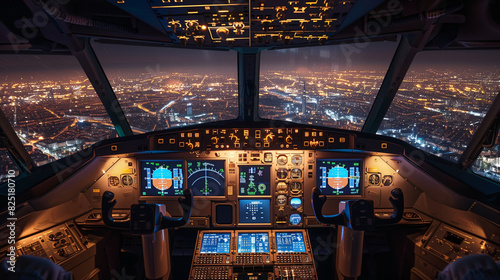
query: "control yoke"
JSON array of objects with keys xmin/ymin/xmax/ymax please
[
  {"xmin": 312, "ymin": 187, "xmax": 404, "ymax": 230},
  {"xmin": 102, "ymin": 188, "xmax": 193, "ymax": 233}
]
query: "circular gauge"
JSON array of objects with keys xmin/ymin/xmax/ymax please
[
  {"xmin": 258, "ymin": 183, "xmax": 267, "ymax": 193},
  {"xmin": 291, "ymin": 155, "xmax": 302, "ymax": 165},
  {"xmin": 291, "ymin": 168, "xmax": 302, "ymax": 179},
  {"xmin": 109, "ymin": 176, "xmax": 120, "ymax": 187},
  {"xmin": 276, "ymin": 182, "xmax": 288, "ymax": 194},
  {"xmin": 277, "ymin": 155, "xmax": 288, "ymax": 165},
  {"xmin": 277, "ymin": 168, "xmax": 288, "ymax": 180},
  {"xmin": 290, "ymin": 197, "xmax": 302, "ymax": 209},
  {"xmin": 369, "ymin": 174, "xmax": 380, "ymax": 185},
  {"xmin": 277, "ymin": 195, "xmax": 287, "ymax": 205},
  {"xmin": 121, "ymin": 175, "xmax": 133, "ymax": 186},
  {"xmin": 382, "ymin": 175, "xmax": 393, "ymax": 186},
  {"xmin": 290, "ymin": 182, "xmax": 302, "ymax": 194},
  {"xmin": 289, "ymin": 214, "xmax": 302, "ymax": 225}
]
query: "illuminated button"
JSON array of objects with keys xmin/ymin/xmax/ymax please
[
  {"xmin": 122, "ymin": 168, "xmax": 135, "ymax": 174},
  {"xmin": 328, "ymin": 137, "xmax": 334, "ymax": 143},
  {"xmin": 244, "ymin": 130, "xmax": 249, "ymax": 137},
  {"xmin": 319, "ymin": 141, "xmax": 324, "ymax": 147},
  {"xmin": 312, "ymin": 132, "xmax": 316, "ymax": 137},
  {"xmin": 264, "ymin": 142, "xmax": 270, "ymax": 147},
  {"xmin": 111, "ymin": 145, "xmax": 117, "ymax": 151},
  {"xmin": 195, "ymin": 133, "xmax": 200, "ymax": 138},
  {"xmin": 235, "ymin": 143, "xmax": 240, "ymax": 148},
  {"xmin": 255, "ymin": 130, "xmax": 261, "ymax": 138},
  {"xmin": 181, "ymin": 133, "xmax": 185, "ymax": 138},
  {"xmin": 158, "ymin": 138, "xmax": 164, "ymax": 144},
  {"xmin": 381, "ymin": 143, "xmax": 387, "ymax": 149},
  {"xmin": 179, "ymin": 142, "xmax": 185, "ymax": 147},
  {"xmin": 303, "ymin": 141, "xmax": 309, "ymax": 147},
  {"xmin": 256, "ymin": 142, "xmax": 261, "ymax": 148},
  {"xmin": 340, "ymin": 137, "xmax": 345, "ymax": 143},
  {"xmin": 205, "ymin": 129, "xmax": 210, "ymax": 134},
  {"xmin": 188, "ymin": 133, "xmax": 192, "ymax": 138},
  {"xmin": 213, "ymin": 129, "xmax": 218, "ymax": 135},
  {"xmin": 304, "ymin": 132, "xmax": 309, "ymax": 137},
  {"xmin": 221, "ymin": 129, "xmax": 226, "ymax": 134},
  {"xmin": 319, "ymin": 132, "xmax": 323, "ymax": 136},
  {"xmin": 169, "ymin": 138, "xmax": 175, "ymax": 144}
]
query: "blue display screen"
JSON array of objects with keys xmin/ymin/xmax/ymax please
[
  {"xmin": 316, "ymin": 159, "xmax": 362, "ymax": 195},
  {"xmin": 238, "ymin": 199, "xmax": 271, "ymax": 224},
  {"xmin": 237, "ymin": 233, "xmax": 269, "ymax": 253},
  {"xmin": 276, "ymin": 232, "xmax": 306, "ymax": 253},
  {"xmin": 141, "ymin": 160, "xmax": 184, "ymax": 196},
  {"xmin": 239, "ymin": 165, "xmax": 271, "ymax": 195},
  {"xmin": 200, "ymin": 233, "xmax": 231, "ymax": 254}
]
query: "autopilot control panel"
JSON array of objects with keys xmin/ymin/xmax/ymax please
[{"xmin": 190, "ymin": 229, "xmax": 316, "ymax": 280}]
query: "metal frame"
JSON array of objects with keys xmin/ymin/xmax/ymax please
[
  {"xmin": 238, "ymin": 51, "xmax": 261, "ymax": 122},
  {"xmin": 459, "ymin": 92, "xmax": 500, "ymax": 169},
  {"xmin": 362, "ymin": 22, "xmax": 437, "ymax": 133},
  {"xmin": 70, "ymin": 38, "xmax": 133, "ymax": 137},
  {"xmin": 0, "ymin": 108, "xmax": 35, "ymax": 173}
]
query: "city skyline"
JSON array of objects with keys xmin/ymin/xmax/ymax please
[{"xmin": 1, "ymin": 48, "xmax": 499, "ymax": 182}]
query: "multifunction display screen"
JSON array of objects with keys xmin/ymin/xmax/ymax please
[
  {"xmin": 141, "ymin": 160, "xmax": 184, "ymax": 196},
  {"xmin": 275, "ymin": 232, "xmax": 306, "ymax": 253},
  {"xmin": 238, "ymin": 199, "xmax": 271, "ymax": 224},
  {"xmin": 237, "ymin": 233, "xmax": 269, "ymax": 253},
  {"xmin": 187, "ymin": 160, "xmax": 225, "ymax": 196},
  {"xmin": 316, "ymin": 159, "xmax": 362, "ymax": 195},
  {"xmin": 200, "ymin": 233, "xmax": 231, "ymax": 254},
  {"xmin": 239, "ymin": 165, "xmax": 271, "ymax": 195}
]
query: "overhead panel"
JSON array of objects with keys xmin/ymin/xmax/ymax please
[{"xmin": 116, "ymin": 0, "xmax": 355, "ymax": 48}]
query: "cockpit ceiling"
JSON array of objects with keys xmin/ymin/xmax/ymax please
[{"xmin": 142, "ymin": 0, "xmax": 358, "ymax": 48}]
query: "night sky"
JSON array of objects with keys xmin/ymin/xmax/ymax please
[{"xmin": 0, "ymin": 40, "xmax": 499, "ymax": 80}]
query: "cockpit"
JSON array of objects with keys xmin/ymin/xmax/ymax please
[{"xmin": 1, "ymin": 0, "xmax": 500, "ymax": 279}]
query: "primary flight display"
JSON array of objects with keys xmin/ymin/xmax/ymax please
[
  {"xmin": 316, "ymin": 159, "xmax": 362, "ymax": 195},
  {"xmin": 141, "ymin": 160, "xmax": 184, "ymax": 196}
]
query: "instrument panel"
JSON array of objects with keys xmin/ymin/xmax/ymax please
[
  {"xmin": 135, "ymin": 150, "xmax": 368, "ymax": 229},
  {"xmin": 190, "ymin": 229, "xmax": 317, "ymax": 280}
]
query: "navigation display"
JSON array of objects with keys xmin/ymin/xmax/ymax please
[
  {"xmin": 239, "ymin": 165, "xmax": 271, "ymax": 195},
  {"xmin": 276, "ymin": 232, "xmax": 306, "ymax": 253},
  {"xmin": 316, "ymin": 159, "xmax": 362, "ymax": 195},
  {"xmin": 187, "ymin": 160, "xmax": 225, "ymax": 196},
  {"xmin": 141, "ymin": 160, "xmax": 184, "ymax": 196},
  {"xmin": 200, "ymin": 233, "xmax": 231, "ymax": 254},
  {"xmin": 238, "ymin": 199, "xmax": 271, "ymax": 224},
  {"xmin": 237, "ymin": 233, "xmax": 269, "ymax": 253}
]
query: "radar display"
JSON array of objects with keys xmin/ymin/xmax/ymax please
[{"xmin": 187, "ymin": 160, "xmax": 225, "ymax": 196}]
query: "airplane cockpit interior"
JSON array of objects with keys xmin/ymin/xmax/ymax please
[{"xmin": 1, "ymin": 0, "xmax": 500, "ymax": 279}]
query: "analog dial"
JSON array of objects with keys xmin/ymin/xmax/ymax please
[
  {"xmin": 291, "ymin": 168, "xmax": 302, "ymax": 179},
  {"xmin": 277, "ymin": 168, "xmax": 288, "ymax": 180},
  {"xmin": 291, "ymin": 155, "xmax": 302, "ymax": 165},
  {"xmin": 277, "ymin": 155, "xmax": 288, "ymax": 165}
]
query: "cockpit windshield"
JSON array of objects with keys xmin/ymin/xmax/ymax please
[
  {"xmin": 92, "ymin": 41, "xmax": 238, "ymax": 133},
  {"xmin": 259, "ymin": 41, "xmax": 398, "ymax": 130},
  {"xmin": 378, "ymin": 50, "xmax": 500, "ymax": 163},
  {"xmin": 0, "ymin": 54, "xmax": 117, "ymax": 167}
]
